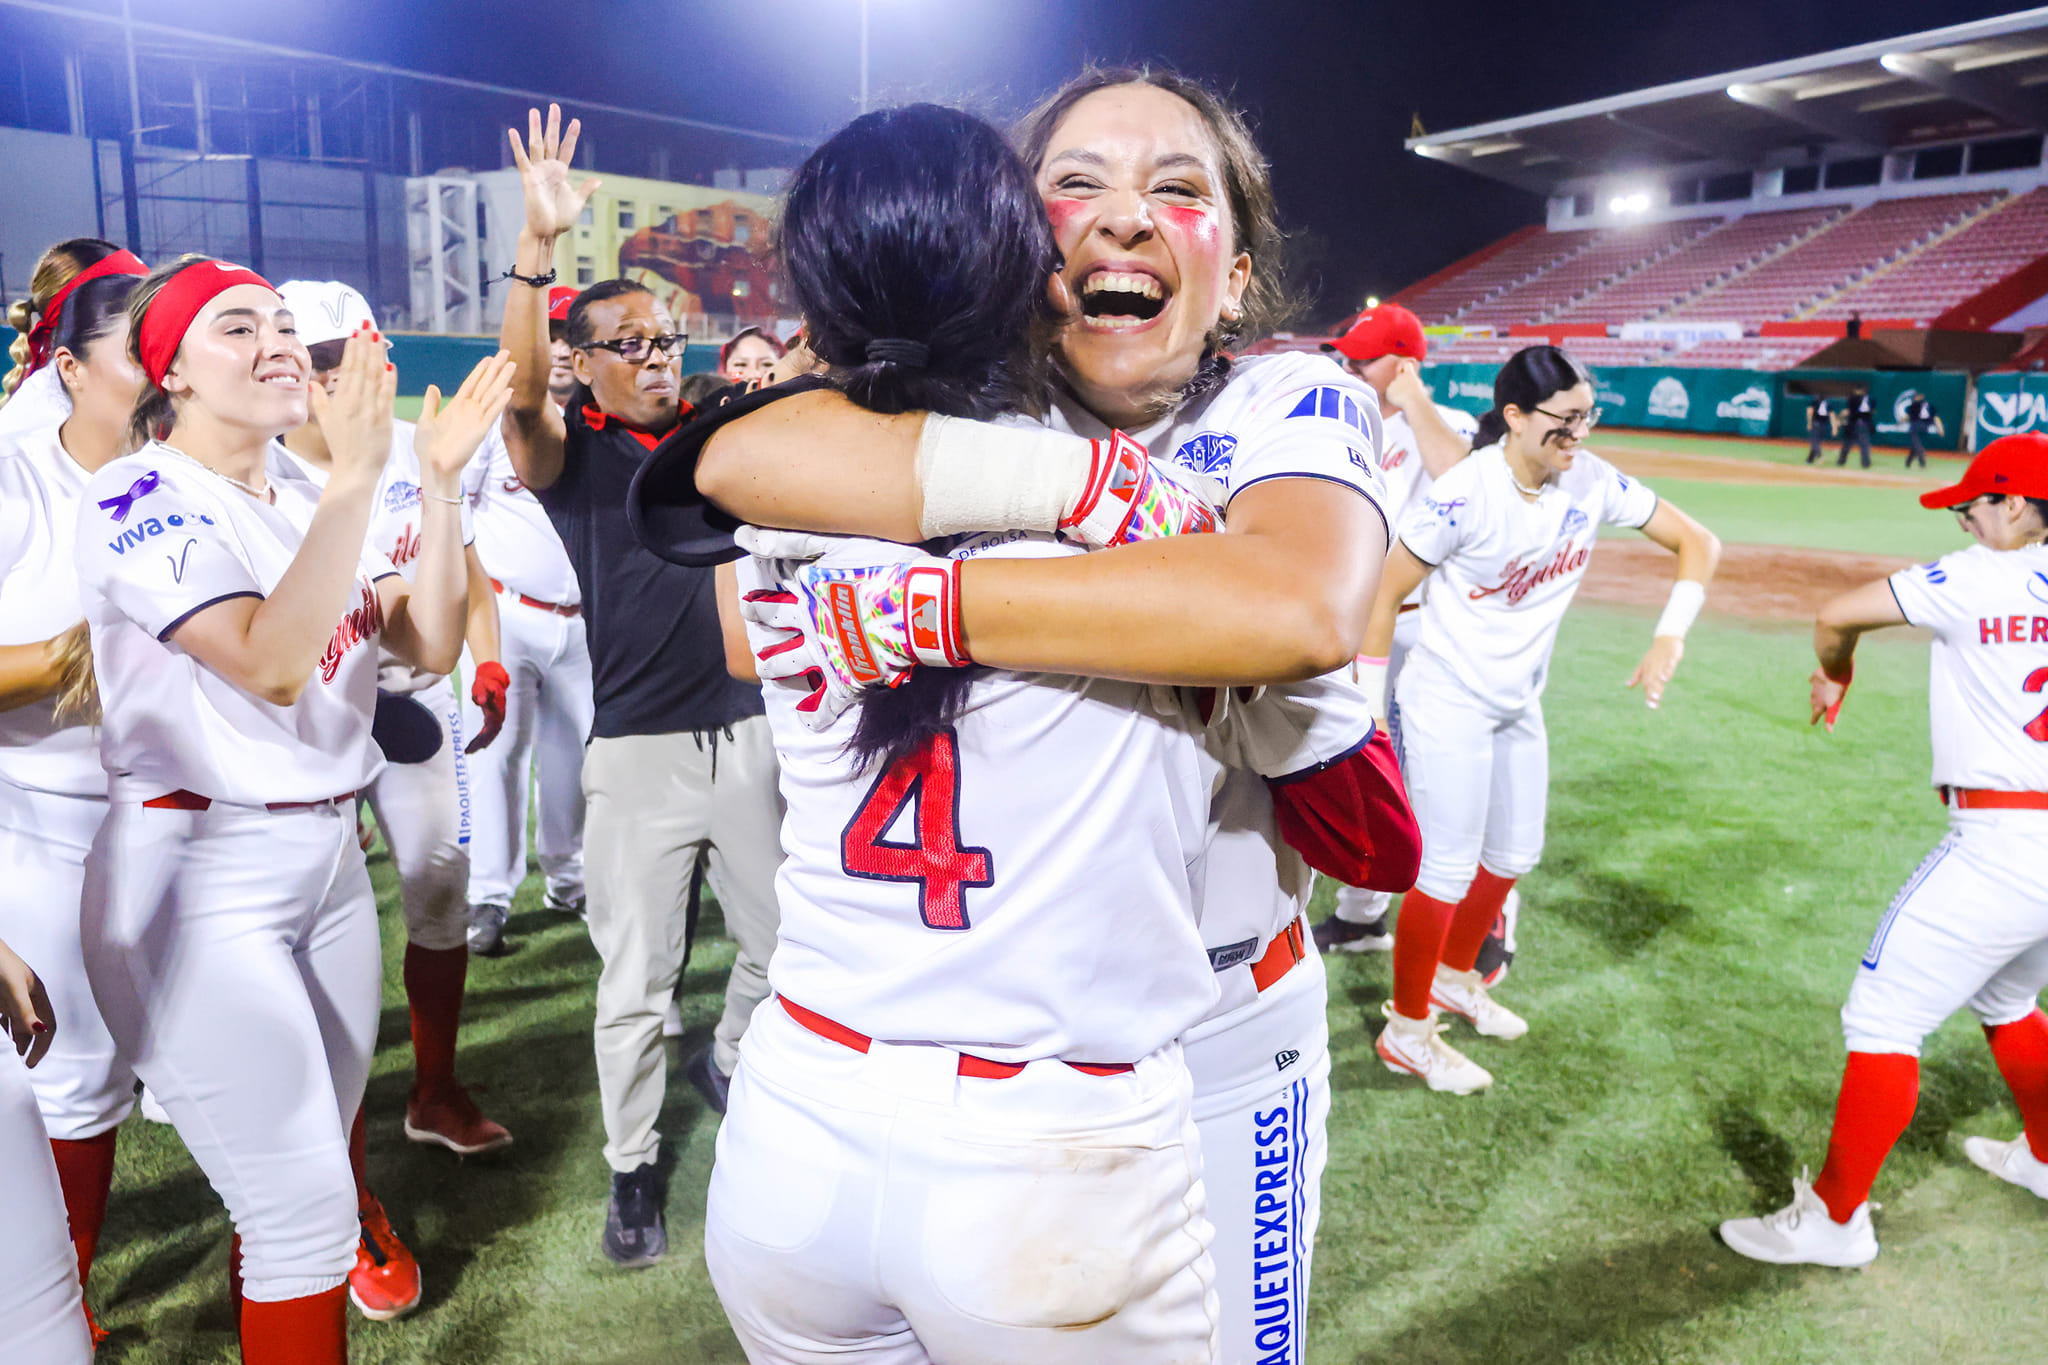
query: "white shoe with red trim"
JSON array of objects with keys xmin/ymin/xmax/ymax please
[{"xmin": 1375, "ymin": 1004, "xmax": 1492, "ymax": 1095}]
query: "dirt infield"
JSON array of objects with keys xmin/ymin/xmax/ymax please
[
  {"xmin": 1600, "ymin": 445, "xmax": 1937, "ymax": 490},
  {"xmin": 1580, "ymin": 540, "xmax": 1917, "ymax": 622}
]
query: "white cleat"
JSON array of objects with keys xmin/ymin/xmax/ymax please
[
  {"xmin": 1964, "ymin": 1133, "xmax": 2048, "ymax": 1199},
  {"xmin": 137, "ymin": 1087, "xmax": 172, "ymax": 1124},
  {"xmin": 1376, "ymin": 1004, "xmax": 1493, "ymax": 1095},
  {"xmin": 1718, "ymin": 1176, "xmax": 1878, "ymax": 1268},
  {"xmin": 1431, "ymin": 965, "xmax": 1529, "ymax": 1040}
]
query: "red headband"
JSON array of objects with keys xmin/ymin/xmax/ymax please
[
  {"xmin": 137, "ymin": 261, "xmax": 275, "ymax": 387},
  {"xmin": 22, "ymin": 250, "xmax": 148, "ymax": 376}
]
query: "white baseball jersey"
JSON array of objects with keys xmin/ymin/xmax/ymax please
[
  {"xmin": 1381, "ymin": 404, "xmax": 1479, "ymax": 609},
  {"xmin": 464, "ymin": 424, "xmax": 579, "ymax": 606},
  {"xmin": 0, "ymin": 365, "xmax": 70, "ymax": 444},
  {"xmin": 1401, "ymin": 442, "xmax": 1658, "ymax": 714},
  {"xmin": 1889, "ymin": 542, "xmax": 2048, "ymax": 792},
  {"xmin": 0, "ymin": 429, "xmax": 102, "ymax": 797},
  {"xmin": 271, "ymin": 420, "xmax": 472, "ymax": 694},
  {"xmin": 74, "ymin": 446, "xmax": 395, "ymax": 805}
]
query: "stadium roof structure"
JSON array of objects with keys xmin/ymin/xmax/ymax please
[{"xmin": 1408, "ymin": 8, "xmax": 2048, "ymax": 195}]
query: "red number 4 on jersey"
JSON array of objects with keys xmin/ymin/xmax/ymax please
[{"xmin": 841, "ymin": 729, "xmax": 994, "ymax": 930}]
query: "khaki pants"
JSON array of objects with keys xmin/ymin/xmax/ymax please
[{"xmin": 584, "ymin": 718, "xmax": 784, "ymax": 1173}]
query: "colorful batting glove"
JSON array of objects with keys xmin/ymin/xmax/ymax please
[
  {"xmin": 740, "ymin": 534, "xmax": 968, "ymax": 731},
  {"xmin": 1060, "ymin": 430, "xmax": 1220, "ymax": 548},
  {"xmin": 464, "ymin": 660, "xmax": 510, "ymax": 753}
]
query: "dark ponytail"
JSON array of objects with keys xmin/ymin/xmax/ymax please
[
  {"xmin": 778, "ymin": 103, "xmax": 1062, "ymax": 770},
  {"xmin": 1471, "ymin": 345, "xmax": 1592, "ymax": 450},
  {"xmin": 50, "ymin": 274, "xmax": 138, "ymax": 377}
]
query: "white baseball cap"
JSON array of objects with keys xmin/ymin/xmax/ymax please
[{"xmin": 277, "ymin": 279, "xmax": 378, "ymax": 347}]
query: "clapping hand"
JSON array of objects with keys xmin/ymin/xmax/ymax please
[{"xmin": 416, "ymin": 351, "xmax": 517, "ymax": 486}]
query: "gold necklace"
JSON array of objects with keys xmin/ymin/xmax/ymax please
[{"xmin": 161, "ymin": 444, "xmax": 273, "ymax": 503}]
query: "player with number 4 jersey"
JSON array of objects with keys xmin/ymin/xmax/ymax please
[{"xmin": 1721, "ymin": 432, "xmax": 2048, "ymax": 1269}]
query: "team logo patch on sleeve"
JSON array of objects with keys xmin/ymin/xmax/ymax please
[
  {"xmin": 98, "ymin": 471, "xmax": 160, "ymax": 522},
  {"xmin": 1921, "ymin": 562, "xmax": 1947, "ymax": 585},
  {"xmin": 1174, "ymin": 432, "xmax": 1238, "ymax": 476},
  {"xmin": 1284, "ymin": 387, "xmax": 1375, "ymax": 439}
]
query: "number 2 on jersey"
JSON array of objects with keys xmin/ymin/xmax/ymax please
[
  {"xmin": 841, "ymin": 728, "xmax": 993, "ymax": 930},
  {"xmin": 2025, "ymin": 667, "xmax": 2048, "ymax": 743}
]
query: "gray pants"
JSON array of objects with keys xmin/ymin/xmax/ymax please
[{"xmin": 584, "ymin": 718, "xmax": 783, "ymax": 1173}]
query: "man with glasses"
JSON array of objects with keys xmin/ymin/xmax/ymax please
[{"xmin": 497, "ymin": 106, "xmax": 784, "ymax": 1270}]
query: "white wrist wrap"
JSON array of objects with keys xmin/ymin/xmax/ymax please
[
  {"xmin": 1355, "ymin": 655, "xmax": 1389, "ymax": 717},
  {"xmin": 1654, "ymin": 580, "xmax": 1706, "ymax": 639},
  {"xmin": 915, "ymin": 413, "xmax": 1093, "ymax": 541}
]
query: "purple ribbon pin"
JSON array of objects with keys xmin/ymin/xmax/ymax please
[{"xmin": 98, "ymin": 470, "xmax": 160, "ymax": 523}]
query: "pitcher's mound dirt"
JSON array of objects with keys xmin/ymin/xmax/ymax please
[{"xmin": 1581, "ymin": 541, "xmax": 1918, "ymax": 622}]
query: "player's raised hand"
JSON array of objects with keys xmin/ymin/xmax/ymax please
[
  {"xmin": 0, "ymin": 936, "xmax": 56, "ymax": 1068},
  {"xmin": 1627, "ymin": 635, "xmax": 1685, "ymax": 709},
  {"xmin": 509, "ymin": 104, "xmax": 601, "ymax": 240},
  {"xmin": 416, "ymin": 350, "xmax": 517, "ymax": 483},
  {"xmin": 309, "ymin": 326, "xmax": 396, "ymax": 489},
  {"xmin": 1809, "ymin": 665, "xmax": 1851, "ymax": 732},
  {"xmin": 1385, "ymin": 357, "xmax": 1429, "ymax": 414}
]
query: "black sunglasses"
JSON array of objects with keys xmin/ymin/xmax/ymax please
[
  {"xmin": 1532, "ymin": 405, "xmax": 1601, "ymax": 434},
  {"xmin": 579, "ymin": 333, "xmax": 687, "ymax": 363}
]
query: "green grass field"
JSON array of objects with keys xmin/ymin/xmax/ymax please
[{"xmin": 91, "ymin": 431, "xmax": 2048, "ymax": 1363}]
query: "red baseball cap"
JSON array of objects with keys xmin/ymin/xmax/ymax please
[
  {"xmin": 1322, "ymin": 304, "xmax": 1427, "ymax": 363},
  {"xmin": 1919, "ymin": 433, "xmax": 2048, "ymax": 509},
  {"xmin": 547, "ymin": 285, "xmax": 578, "ymax": 322}
]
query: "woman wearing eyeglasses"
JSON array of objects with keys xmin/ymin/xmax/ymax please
[{"xmin": 1358, "ymin": 344, "xmax": 1720, "ymax": 1094}]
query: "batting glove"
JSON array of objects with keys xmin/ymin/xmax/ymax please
[
  {"xmin": 1061, "ymin": 430, "xmax": 1219, "ymax": 549},
  {"xmin": 739, "ymin": 533, "xmax": 968, "ymax": 730},
  {"xmin": 465, "ymin": 660, "xmax": 510, "ymax": 753}
]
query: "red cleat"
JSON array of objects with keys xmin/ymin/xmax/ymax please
[
  {"xmin": 404, "ymin": 1081, "xmax": 513, "ymax": 1156},
  {"xmin": 348, "ymin": 1195, "xmax": 421, "ymax": 1321},
  {"xmin": 84, "ymin": 1299, "xmax": 109, "ymax": 1347}
]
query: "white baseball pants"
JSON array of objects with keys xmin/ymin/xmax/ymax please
[
  {"xmin": 0, "ymin": 781, "xmax": 129, "ymax": 1139},
  {"xmin": 0, "ymin": 1047, "xmax": 91, "ymax": 1365},
  {"xmin": 1185, "ymin": 946, "xmax": 1329, "ymax": 1365},
  {"xmin": 80, "ymin": 800, "xmax": 381, "ymax": 1301},
  {"xmin": 1843, "ymin": 809, "xmax": 2048, "ymax": 1056},
  {"xmin": 1336, "ymin": 608, "xmax": 1420, "ymax": 926},
  {"xmin": 1395, "ymin": 651, "xmax": 1548, "ymax": 903},
  {"xmin": 365, "ymin": 676, "xmax": 472, "ymax": 951},
  {"xmin": 706, "ymin": 999, "xmax": 1220, "ymax": 1364},
  {"xmin": 461, "ymin": 603, "xmax": 592, "ymax": 910},
  {"xmin": 585, "ymin": 719, "xmax": 783, "ymax": 1173}
]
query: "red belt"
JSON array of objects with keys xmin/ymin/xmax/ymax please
[
  {"xmin": 143, "ymin": 788, "xmax": 356, "ymax": 814},
  {"xmin": 490, "ymin": 577, "xmax": 580, "ymax": 618},
  {"xmin": 1250, "ymin": 916, "xmax": 1307, "ymax": 994},
  {"xmin": 1942, "ymin": 787, "xmax": 2048, "ymax": 811},
  {"xmin": 778, "ymin": 998, "xmax": 1134, "ymax": 1079}
]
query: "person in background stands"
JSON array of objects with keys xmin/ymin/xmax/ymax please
[
  {"xmin": 497, "ymin": 106, "xmax": 783, "ymax": 1269},
  {"xmin": 717, "ymin": 327, "xmax": 783, "ymax": 386}
]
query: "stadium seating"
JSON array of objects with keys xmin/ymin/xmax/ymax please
[
  {"xmin": 1663, "ymin": 191, "xmax": 2003, "ymax": 323},
  {"xmin": 1456, "ymin": 220, "xmax": 1720, "ymax": 330},
  {"xmin": 1663, "ymin": 337, "xmax": 1832, "ymax": 368},
  {"xmin": 1402, "ymin": 229, "xmax": 1599, "ymax": 325},
  {"xmin": 1806, "ymin": 186, "xmax": 2048, "ymax": 321},
  {"xmin": 1547, "ymin": 207, "xmax": 1847, "ymax": 324}
]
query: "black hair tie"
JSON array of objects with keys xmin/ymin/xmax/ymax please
[{"xmin": 865, "ymin": 338, "xmax": 930, "ymax": 368}]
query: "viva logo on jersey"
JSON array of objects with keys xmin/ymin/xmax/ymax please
[
  {"xmin": 1470, "ymin": 540, "xmax": 1591, "ymax": 605},
  {"xmin": 318, "ymin": 580, "xmax": 384, "ymax": 684}
]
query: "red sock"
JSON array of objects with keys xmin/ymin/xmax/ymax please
[
  {"xmin": 1441, "ymin": 867, "xmax": 1517, "ymax": 974},
  {"xmin": 1811, "ymin": 1051, "xmax": 1919, "ymax": 1223},
  {"xmin": 49, "ymin": 1128, "xmax": 118, "ymax": 1287},
  {"xmin": 228, "ymin": 1233, "xmax": 244, "ymax": 1331},
  {"xmin": 1391, "ymin": 889, "xmax": 1458, "ymax": 1020},
  {"xmin": 349, "ymin": 1108, "xmax": 368, "ymax": 1203},
  {"xmin": 404, "ymin": 943, "xmax": 469, "ymax": 1095},
  {"xmin": 1984, "ymin": 1010, "xmax": 2048, "ymax": 1162},
  {"xmin": 239, "ymin": 1285, "xmax": 347, "ymax": 1365}
]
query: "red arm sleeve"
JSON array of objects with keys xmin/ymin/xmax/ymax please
[{"xmin": 1264, "ymin": 728, "xmax": 1420, "ymax": 893}]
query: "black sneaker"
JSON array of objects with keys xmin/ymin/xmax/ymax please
[
  {"xmin": 467, "ymin": 903, "xmax": 509, "ymax": 957},
  {"xmin": 1313, "ymin": 914, "xmax": 1392, "ymax": 955},
  {"xmin": 684, "ymin": 1044, "xmax": 730, "ymax": 1116},
  {"xmin": 602, "ymin": 1164, "xmax": 668, "ymax": 1268}
]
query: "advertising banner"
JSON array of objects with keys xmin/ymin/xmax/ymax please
[
  {"xmin": 1973, "ymin": 373, "xmax": 2048, "ymax": 448},
  {"xmin": 1618, "ymin": 320, "xmax": 1744, "ymax": 344}
]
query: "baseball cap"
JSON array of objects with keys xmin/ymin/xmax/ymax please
[
  {"xmin": 1321, "ymin": 304, "xmax": 1426, "ymax": 364},
  {"xmin": 547, "ymin": 285, "xmax": 578, "ymax": 323},
  {"xmin": 1919, "ymin": 433, "xmax": 2048, "ymax": 509},
  {"xmin": 277, "ymin": 279, "xmax": 377, "ymax": 346}
]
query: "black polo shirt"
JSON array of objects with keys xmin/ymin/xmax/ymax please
[{"xmin": 536, "ymin": 397, "xmax": 764, "ymax": 739}]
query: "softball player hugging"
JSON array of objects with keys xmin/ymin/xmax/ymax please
[
  {"xmin": 1721, "ymin": 432, "xmax": 2048, "ymax": 1268},
  {"xmin": 1361, "ymin": 344, "xmax": 1720, "ymax": 1095},
  {"xmin": 71, "ymin": 257, "xmax": 510, "ymax": 1365}
]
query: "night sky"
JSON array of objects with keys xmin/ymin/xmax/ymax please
[{"xmin": 79, "ymin": 0, "xmax": 2036, "ymax": 326}]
